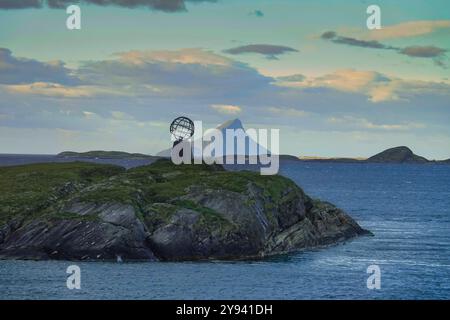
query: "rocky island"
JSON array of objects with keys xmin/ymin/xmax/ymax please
[
  {"xmin": 366, "ymin": 146, "xmax": 428, "ymax": 163},
  {"xmin": 0, "ymin": 160, "xmax": 371, "ymax": 261},
  {"xmin": 298, "ymin": 146, "xmax": 449, "ymax": 164}
]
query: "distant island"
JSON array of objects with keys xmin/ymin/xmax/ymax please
[
  {"xmin": 57, "ymin": 150, "xmax": 157, "ymax": 159},
  {"xmin": 57, "ymin": 146, "xmax": 449, "ymax": 165},
  {"xmin": 153, "ymin": 118, "xmax": 449, "ymax": 165},
  {"xmin": 366, "ymin": 146, "xmax": 428, "ymax": 163},
  {"xmin": 55, "ymin": 119, "xmax": 448, "ymax": 165},
  {"xmin": 298, "ymin": 146, "xmax": 449, "ymax": 164}
]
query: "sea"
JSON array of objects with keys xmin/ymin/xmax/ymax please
[{"xmin": 0, "ymin": 155, "xmax": 449, "ymax": 300}]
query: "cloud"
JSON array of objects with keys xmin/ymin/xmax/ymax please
[
  {"xmin": 4, "ymin": 82, "xmax": 94, "ymax": 97},
  {"xmin": 111, "ymin": 110, "xmax": 134, "ymax": 120},
  {"xmin": 367, "ymin": 83, "xmax": 400, "ymax": 103},
  {"xmin": 249, "ymin": 9, "xmax": 264, "ymax": 17},
  {"xmin": 367, "ymin": 20, "xmax": 450, "ymax": 40},
  {"xmin": 400, "ymin": 45, "xmax": 447, "ymax": 67},
  {"xmin": 116, "ymin": 48, "xmax": 232, "ymax": 66},
  {"xmin": 3, "ymin": 46, "xmax": 449, "ymax": 109},
  {"xmin": 279, "ymin": 69, "xmax": 388, "ymax": 93},
  {"xmin": 311, "ymin": 69, "xmax": 389, "ymax": 93},
  {"xmin": 327, "ymin": 116, "xmax": 426, "ymax": 131},
  {"xmin": 0, "ymin": 0, "xmax": 41, "ymax": 9},
  {"xmin": 277, "ymin": 69, "xmax": 450, "ymax": 103},
  {"xmin": 0, "ymin": 48, "xmax": 79, "ymax": 85},
  {"xmin": 223, "ymin": 44, "xmax": 298, "ymax": 60},
  {"xmin": 267, "ymin": 107, "xmax": 309, "ymax": 118},
  {"xmin": 82, "ymin": 111, "xmax": 96, "ymax": 119},
  {"xmin": 3, "ymin": 81, "xmax": 124, "ymax": 98},
  {"xmin": 321, "ymin": 31, "xmax": 448, "ymax": 68},
  {"xmin": 321, "ymin": 31, "xmax": 397, "ymax": 50},
  {"xmin": 77, "ymin": 48, "xmax": 272, "ymax": 98},
  {"xmin": 276, "ymin": 74, "xmax": 306, "ymax": 82},
  {"xmin": 400, "ymin": 46, "xmax": 446, "ymax": 58},
  {"xmin": 210, "ymin": 104, "xmax": 242, "ymax": 114},
  {"xmin": 400, "ymin": 46, "xmax": 447, "ymax": 67},
  {"xmin": 0, "ymin": 0, "xmax": 217, "ymax": 12},
  {"xmin": 1, "ymin": 47, "xmax": 273, "ymax": 101},
  {"xmin": 0, "ymin": 112, "xmax": 13, "ymax": 120}
]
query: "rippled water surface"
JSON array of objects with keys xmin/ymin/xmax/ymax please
[{"xmin": 1, "ymin": 156, "xmax": 449, "ymax": 299}]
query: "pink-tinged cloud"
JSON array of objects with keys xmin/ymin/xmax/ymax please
[{"xmin": 367, "ymin": 20, "xmax": 450, "ymax": 40}]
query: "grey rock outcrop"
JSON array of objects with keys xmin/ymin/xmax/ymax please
[{"xmin": 0, "ymin": 203, "xmax": 156, "ymax": 261}]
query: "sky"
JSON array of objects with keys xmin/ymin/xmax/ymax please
[{"xmin": 0, "ymin": 0, "xmax": 449, "ymax": 159}]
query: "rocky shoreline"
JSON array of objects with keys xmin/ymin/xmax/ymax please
[{"xmin": 0, "ymin": 160, "xmax": 371, "ymax": 261}]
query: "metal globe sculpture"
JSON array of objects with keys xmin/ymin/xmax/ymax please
[{"xmin": 170, "ymin": 116, "xmax": 195, "ymax": 142}]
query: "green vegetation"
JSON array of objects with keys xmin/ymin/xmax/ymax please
[
  {"xmin": 143, "ymin": 200, "xmax": 235, "ymax": 235},
  {"xmin": 0, "ymin": 159, "xmax": 302, "ymax": 233},
  {"xmin": 128, "ymin": 159, "xmax": 299, "ymax": 204},
  {"xmin": 145, "ymin": 203, "xmax": 178, "ymax": 222},
  {"xmin": 0, "ymin": 162, "xmax": 124, "ymax": 225},
  {"xmin": 174, "ymin": 200, "xmax": 235, "ymax": 233}
]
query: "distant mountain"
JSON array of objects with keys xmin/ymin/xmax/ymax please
[
  {"xmin": 366, "ymin": 146, "xmax": 428, "ymax": 163},
  {"xmin": 157, "ymin": 118, "xmax": 269, "ymax": 158},
  {"xmin": 215, "ymin": 118, "xmax": 244, "ymax": 131},
  {"xmin": 57, "ymin": 151, "xmax": 156, "ymax": 159}
]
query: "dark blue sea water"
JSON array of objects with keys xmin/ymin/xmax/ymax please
[{"xmin": 1, "ymin": 156, "xmax": 450, "ymax": 299}]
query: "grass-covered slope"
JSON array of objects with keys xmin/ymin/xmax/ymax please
[{"xmin": 0, "ymin": 162, "xmax": 124, "ymax": 225}]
